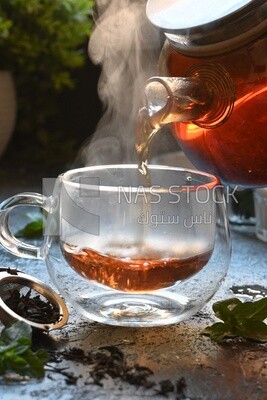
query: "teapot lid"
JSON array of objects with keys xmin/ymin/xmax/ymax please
[{"xmin": 147, "ymin": 0, "xmax": 267, "ymax": 55}]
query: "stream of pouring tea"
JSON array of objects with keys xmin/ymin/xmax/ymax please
[
  {"xmin": 136, "ymin": 106, "xmax": 158, "ymax": 178},
  {"xmin": 136, "ymin": 101, "xmax": 182, "ymax": 178}
]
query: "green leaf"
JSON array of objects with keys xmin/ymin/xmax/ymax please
[
  {"xmin": 23, "ymin": 349, "xmax": 47, "ymax": 378},
  {"xmin": 1, "ymin": 342, "xmax": 30, "ymax": 357},
  {"xmin": 202, "ymin": 322, "xmax": 234, "ymax": 342},
  {"xmin": 0, "ymin": 343, "xmax": 16, "ymax": 353},
  {"xmin": 1, "ymin": 321, "xmax": 32, "ymax": 343},
  {"xmin": 7, "ymin": 354, "xmax": 28, "ymax": 374},
  {"xmin": 233, "ymin": 298, "xmax": 267, "ymax": 322},
  {"xmin": 35, "ymin": 348, "xmax": 50, "ymax": 364},
  {"xmin": 0, "ymin": 321, "xmax": 49, "ymax": 378},
  {"xmin": 241, "ymin": 320, "xmax": 267, "ymax": 342},
  {"xmin": 202, "ymin": 298, "xmax": 267, "ymax": 343},
  {"xmin": 212, "ymin": 298, "xmax": 241, "ymax": 323},
  {"xmin": 15, "ymin": 220, "xmax": 44, "ymax": 239}
]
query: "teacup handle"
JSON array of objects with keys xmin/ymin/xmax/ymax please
[{"xmin": 0, "ymin": 192, "xmax": 50, "ymax": 259}]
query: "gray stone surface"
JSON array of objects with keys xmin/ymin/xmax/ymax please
[{"xmin": 0, "ymin": 171, "xmax": 266, "ymax": 400}]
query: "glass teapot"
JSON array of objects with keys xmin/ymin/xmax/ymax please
[{"xmin": 145, "ymin": 0, "xmax": 267, "ymax": 187}]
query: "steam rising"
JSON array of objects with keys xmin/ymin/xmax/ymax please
[{"xmin": 81, "ymin": 0, "xmax": 161, "ymax": 165}]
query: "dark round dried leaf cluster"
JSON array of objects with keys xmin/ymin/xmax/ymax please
[{"xmin": 5, "ymin": 288, "xmax": 60, "ymax": 324}]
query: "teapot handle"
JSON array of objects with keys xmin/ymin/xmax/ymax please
[{"xmin": 0, "ymin": 193, "xmax": 50, "ymax": 259}]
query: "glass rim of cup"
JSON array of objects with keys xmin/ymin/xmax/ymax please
[{"xmin": 61, "ymin": 164, "xmax": 220, "ymax": 193}]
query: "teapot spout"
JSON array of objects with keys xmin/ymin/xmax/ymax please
[
  {"xmin": 144, "ymin": 76, "xmax": 212, "ymax": 128},
  {"xmin": 136, "ymin": 68, "xmax": 235, "ymax": 172},
  {"xmin": 136, "ymin": 76, "xmax": 211, "ymax": 173}
]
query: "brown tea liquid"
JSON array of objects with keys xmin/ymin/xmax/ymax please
[
  {"xmin": 61, "ymin": 242, "xmax": 212, "ymax": 292},
  {"xmin": 163, "ymin": 41, "xmax": 267, "ymax": 187}
]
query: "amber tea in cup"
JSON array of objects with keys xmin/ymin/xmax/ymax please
[{"xmin": 0, "ymin": 165, "xmax": 230, "ymax": 327}]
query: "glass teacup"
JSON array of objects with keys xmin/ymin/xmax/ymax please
[{"xmin": 0, "ymin": 165, "xmax": 231, "ymax": 327}]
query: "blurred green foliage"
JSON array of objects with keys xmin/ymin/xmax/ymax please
[
  {"xmin": 0, "ymin": 0, "xmax": 94, "ymax": 88},
  {"xmin": 0, "ymin": 0, "xmax": 94, "ymax": 168}
]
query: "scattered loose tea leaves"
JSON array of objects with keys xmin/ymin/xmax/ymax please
[
  {"xmin": 59, "ymin": 345, "xmax": 155, "ymax": 388},
  {"xmin": 0, "ymin": 321, "xmax": 49, "ymax": 379},
  {"xmin": 156, "ymin": 377, "xmax": 188, "ymax": 398},
  {"xmin": 53, "ymin": 345, "xmax": 189, "ymax": 397},
  {"xmin": 4, "ymin": 288, "xmax": 60, "ymax": 324},
  {"xmin": 202, "ymin": 297, "xmax": 267, "ymax": 342},
  {"xmin": 46, "ymin": 365, "xmax": 80, "ymax": 386}
]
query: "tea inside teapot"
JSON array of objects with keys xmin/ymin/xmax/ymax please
[{"xmin": 141, "ymin": 0, "xmax": 267, "ymax": 187}]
